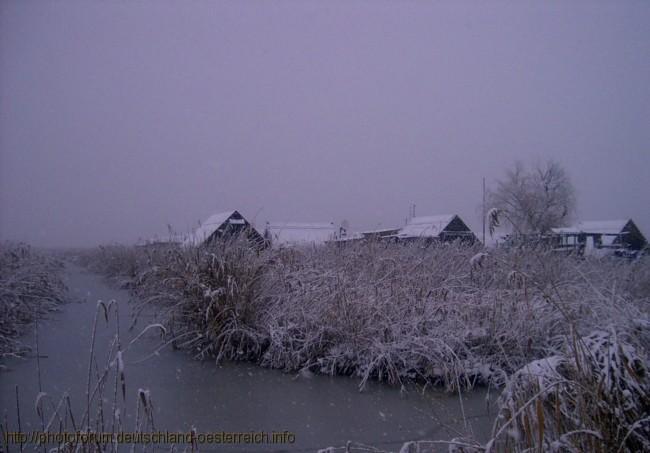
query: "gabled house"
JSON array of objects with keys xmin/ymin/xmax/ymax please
[
  {"xmin": 391, "ymin": 214, "xmax": 478, "ymax": 244},
  {"xmin": 265, "ymin": 222, "xmax": 337, "ymax": 247},
  {"xmin": 551, "ymin": 219, "xmax": 647, "ymax": 255},
  {"xmin": 185, "ymin": 210, "xmax": 265, "ymax": 248}
]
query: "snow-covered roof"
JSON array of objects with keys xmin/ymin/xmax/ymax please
[
  {"xmin": 267, "ymin": 222, "xmax": 337, "ymax": 246},
  {"xmin": 185, "ymin": 210, "xmax": 237, "ymax": 246},
  {"xmin": 552, "ymin": 220, "xmax": 629, "ymax": 236},
  {"xmin": 396, "ymin": 214, "xmax": 456, "ymax": 238},
  {"xmin": 358, "ymin": 227, "xmax": 400, "ymax": 235}
]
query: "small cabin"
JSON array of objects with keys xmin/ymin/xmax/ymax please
[
  {"xmin": 185, "ymin": 210, "xmax": 265, "ymax": 248},
  {"xmin": 551, "ymin": 219, "xmax": 647, "ymax": 256}
]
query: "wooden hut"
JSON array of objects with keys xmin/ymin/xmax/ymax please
[
  {"xmin": 551, "ymin": 219, "xmax": 647, "ymax": 256},
  {"xmin": 185, "ymin": 210, "xmax": 265, "ymax": 248}
]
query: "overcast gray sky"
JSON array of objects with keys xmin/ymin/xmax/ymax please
[{"xmin": 1, "ymin": 0, "xmax": 648, "ymax": 247}]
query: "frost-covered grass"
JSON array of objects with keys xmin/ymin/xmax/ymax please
[
  {"xmin": 0, "ymin": 243, "xmax": 67, "ymax": 358},
  {"xmin": 1, "ymin": 300, "xmax": 162, "ymax": 453},
  {"xmin": 79, "ymin": 239, "xmax": 650, "ymax": 451}
]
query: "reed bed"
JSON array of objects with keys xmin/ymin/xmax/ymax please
[
  {"xmin": 0, "ymin": 243, "xmax": 67, "ymax": 358},
  {"xmin": 78, "ymin": 239, "xmax": 650, "ymax": 451},
  {"xmin": 485, "ymin": 328, "xmax": 649, "ymax": 452},
  {"xmin": 1, "ymin": 301, "xmax": 160, "ymax": 453}
]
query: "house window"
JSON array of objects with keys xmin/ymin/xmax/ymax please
[{"xmin": 594, "ymin": 234, "xmax": 603, "ymax": 248}]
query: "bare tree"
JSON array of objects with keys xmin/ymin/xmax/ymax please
[{"xmin": 488, "ymin": 160, "xmax": 576, "ymax": 235}]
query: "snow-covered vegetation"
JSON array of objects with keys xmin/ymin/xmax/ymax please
[
  {"xmin": 79, "ymin": 239, "xmax": 650, "ymax": 451},
  {"xmin": 0, "ymin": 243, "xmax": 66, "ymax": 357},
  {"xmin": 485, "ymin": 328, "xmax": 649, "ymax": 452}
]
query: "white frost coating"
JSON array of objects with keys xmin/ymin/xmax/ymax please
[
  {"xmin": 128, "ymin": 323, "xmax": 168, "ymax": 348},
  {"xmin": 203, "ymin": 287, "xmax": 225, "ymax": 299},
  {"xmin": 470, "ymin": 252, "xmax": 488, "ymax": 268},
  {"xmin": 399, "ymin": 441, "xmax": 416, "ymax": 453},
  {"xmin": 520, "ymin": 356, "xmax": 564, "ymax": 382},
  {"xmin": 632, "ymin": 318, "xmax": 650, "ymax": 329},
  {"xmin": 497, "ymin": 355, "xmax": 566, "ymax": 409},
  {"xmin": 35, "ymin": 391, "xmax": 47, "ymax": 415},
  {"xmin": 486, "ymin": 207, "xmax": 501, "ymax": 234},
  {"xmin": 116, "ymin": 350, "xmax": 124, "ymax": 374},
  {"xmin": 138, "ymin": 388, "xmax": 151, "ymax": 408},
  {"xmin": 580, "ymin": 329, "xmax": 647, "ymax": 396}
]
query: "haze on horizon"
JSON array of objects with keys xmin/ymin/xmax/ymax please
[{"xmin": 1, "ymin": 0, "xmax": 649, "ymax": 247}]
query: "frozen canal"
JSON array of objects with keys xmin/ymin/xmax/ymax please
[{"xmin": 0, "ymin": 264, "xmax": 494, "ymax": 452}]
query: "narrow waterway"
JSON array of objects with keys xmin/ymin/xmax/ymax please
[{"xmin": 1, "ymin": 264, "xmax": 495, "ymax": 452}]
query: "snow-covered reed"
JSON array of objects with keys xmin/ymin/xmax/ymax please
[
  {"xmin": 78, "ymin": 239, "xmax": 650, "ymax": 451},
  {"xmin": 79, "ymin": 240, "xmax": 649, "ymax": 389},
  {"xmin": 0, "ymin": 242, "xmax": 66, "ymax": 357},
  {"xmin": 486, "ymin": 328, "xmax": 649, "ymax": 452},
  {"xmin": 1, "ymin": 301, "xmax": 160, "ymax": 453}
]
